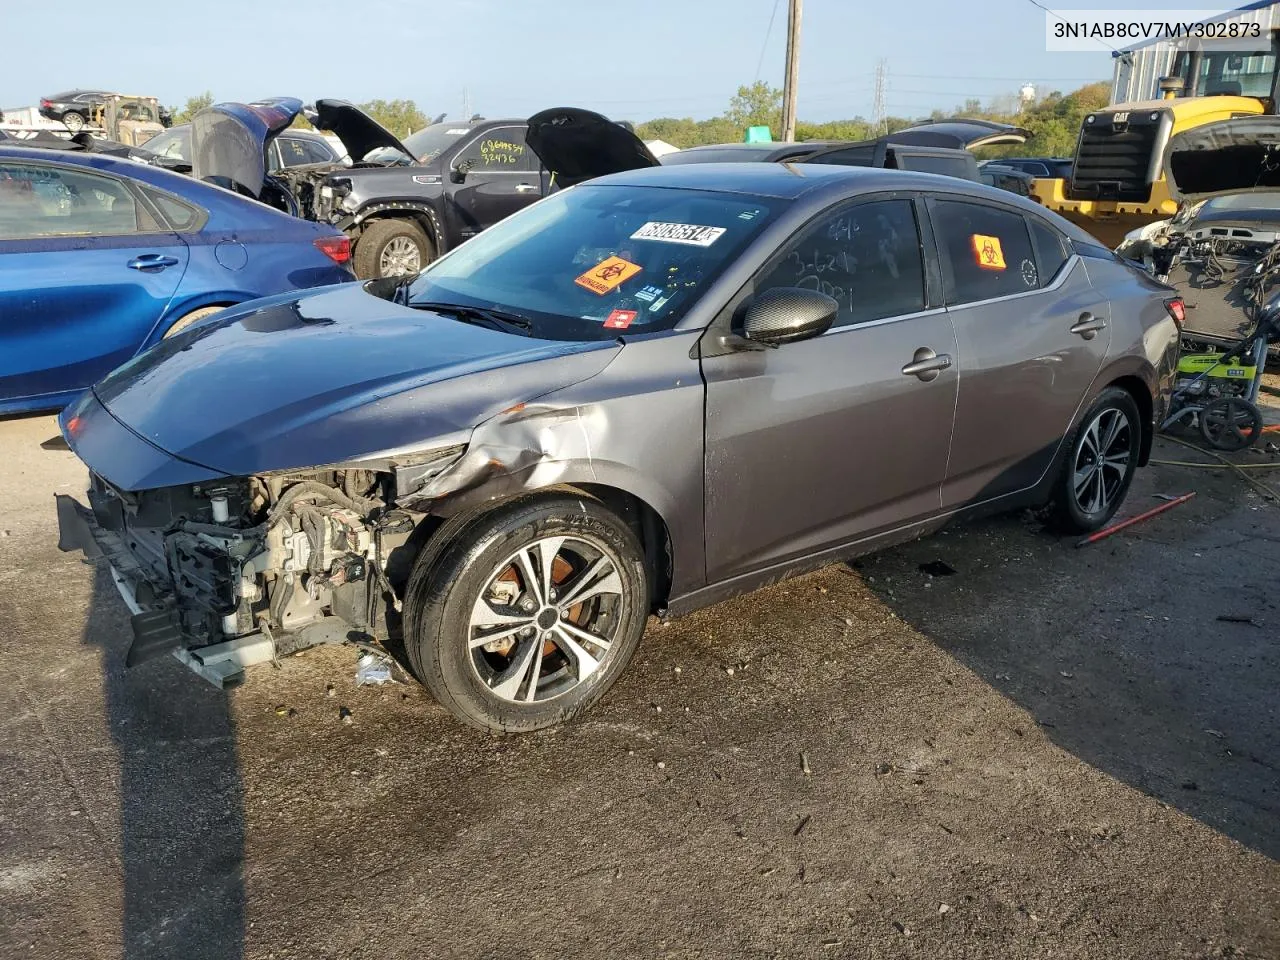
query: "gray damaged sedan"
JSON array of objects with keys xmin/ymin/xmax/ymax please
[{"xmin": 57, "ymin": 163, "xmax": 1181, "ymax": 732}]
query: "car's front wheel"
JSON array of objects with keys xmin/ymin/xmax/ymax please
[
  {"xmin": 353, "ymin": 219, "xmax": 435, "ymax": 280},
  {"xmin": 1050, "ymin": 386, "xmax": 1142, "ymax": 533},
  {"xmin": 404, "ymin": 494, "xmax": 649, "ymax": 733}
]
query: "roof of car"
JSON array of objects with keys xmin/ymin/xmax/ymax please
[{"xmin": 590, "ymin": 161, "xmax": 992, "ymax": 200}]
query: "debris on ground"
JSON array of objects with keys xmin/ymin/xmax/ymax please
[
  {"xmin": 1216, "ymin": 614, "xmax": 1261, "ymax": 627},
  {"xmin": 355, "ymin": 652, "xmax": 395, "ymax": 686},
  {"xmin": 325, "ymin": 683, "xmax": 336, "ymax": 698},
  {"xmin": 801, "ymin": 751, "xmax": 812, "ymax": 776},
  {"xmin": 794, "ymin": 815, "xmax": 811, "ymax": 836},
  {"xmin": 339, "ymin": 706, "xmax": 354, "ymax": 724}
]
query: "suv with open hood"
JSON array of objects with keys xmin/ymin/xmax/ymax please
[{"xmin": 191, "ymin": 100, "xmax": 658, "ymax": 279}]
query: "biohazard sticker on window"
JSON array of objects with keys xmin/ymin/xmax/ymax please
[
  {"xmin": 630, "ymin": 221, "xmax": 727, "ymax": 247},
  {"xmin": 575, "ymin": 256, "xmax": 643, "ymax": 295},
  {"xmin": 971, "ymin": 234, "xmax": 1007, "ymax": 270}
]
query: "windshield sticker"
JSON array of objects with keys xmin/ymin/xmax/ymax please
[
  {"xmin": 630, "ymin": 221, "xmax": 727, "ymax": 247},
  {"xmin": 971, "ymin": 234, "xmax": 1007, "ymax": 270},
  {"xmin": 604, "ymin": 309, "xmax": 637, "ymax": 330},
  {"xmin": 738, "ymin": 209, "xmax": 762, "ymax": 221},
  {"xmin": 446, "ymin": 128, "xmax": 470, "ymax": 135},
  {"xmin": 1020, "ymin": 258, "xmax": 1038, "ymax": 287},
  {"xmin": 634, "ymin": 284, "xmax": 663, "ymax": 303},
  {"xmin": 575, "ymin": 256, "xmax": 643, "ymax": 295}
]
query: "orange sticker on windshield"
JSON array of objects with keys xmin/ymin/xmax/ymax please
[
  {"xmin": 575, "ymin": 256, "xmax": 643, "ymax": 295},
  {"xmin": 972, "ymin": 234, "xmax": 1006, "ymax": 270}
]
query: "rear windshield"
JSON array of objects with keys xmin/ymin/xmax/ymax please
[{"xmin": 406, "ymin": 184, "xmax": 779, "ymax": 341}]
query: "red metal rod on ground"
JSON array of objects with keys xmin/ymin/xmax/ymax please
[{"xmin": 1075, "ymin": 492, "xmax": 1197, "ymax": 548}]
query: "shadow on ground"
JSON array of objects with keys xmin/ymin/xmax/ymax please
[
  {"xmin": 856, "ymin": 453, "xmax": 1280, "ymax": 861},
  {"xmin": 85, "ymin": 564, "xmax": 247, "ymax": 960}
]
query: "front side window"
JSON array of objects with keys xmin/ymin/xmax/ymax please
[
  {"xmin": 0, "ymin": 162, "xmax": 141, "ymax": 239},
  {"xmin": 931, "ymin": 199, "xmax": 1039, "ymax": 304},
  {"xmin": 455, "ymin": 127, "xmax": 532, "ymax": 172},
  {"xmin": 277, "ymin": 136, "xmax": 335, "ymax": 167},
  {"xmin": 756, "ymin": 198, "xmax": 926, "ymax": 327},
  {"xmin": 407, "ymin": 184, "xmax": 778, "ymax": 341}
]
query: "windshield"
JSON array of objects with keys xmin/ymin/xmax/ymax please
[
  {"xmin": 402, "ymin": 123, "xmax": 474, "ymax": 163},
  {"xmin": 406, "ymin": 184, "xmax": 779, "ymax": 341},
  {"xmin": 141, "ymin": 126, "xmax": 190, "ymax": 161},
  {"xmin": 1172, "ymin": 48, "xmax": 1277, "ymax": 97}
]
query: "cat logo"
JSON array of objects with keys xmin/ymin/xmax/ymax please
[{"xmin": 1112, "ymin": 111, "xmax": 1130, "ymax": 125}]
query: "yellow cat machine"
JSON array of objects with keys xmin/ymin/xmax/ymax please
[
  {"xmin": 1036, "ymin": 40, "xmax": 1280, "ymax": 248},
  {"xmin": 88, "ymin": 95, "xmax": 165, "ymax": 148}
]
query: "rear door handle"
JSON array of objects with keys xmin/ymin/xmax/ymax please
[
  {"xmin": 1070, "ymin": 312, "xmax": 1108, "ymax": 339},
  {"xmin": 514, "ymin": 183, "xmax": 538, "ymax": 193},
  {"xmin": 901, "ymin": 347, "xmax": 953, "ymax": 382},
  {"xmin": 127, "ymin": 254, "xmax": 180, "ymax": 271}
]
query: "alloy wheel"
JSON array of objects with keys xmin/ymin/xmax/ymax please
[
  {"xmin": 378, "ymin": 236, "xmax": 422, "ymax": 276},
  {"xmin": 1072, "ymin": 407, "xmax": 1133, "ymax": 516},
  {"xmin": 468, "ymin": 535, "xmax": 625, "ymax": 704}
]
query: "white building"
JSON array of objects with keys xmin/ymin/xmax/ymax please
[{"xmin": 1110, "ymin": 0, "xmax": 1280, "ymax": 104}]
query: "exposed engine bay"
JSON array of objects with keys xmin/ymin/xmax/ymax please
[{"xmin": 67, "ymin": 463, "xmax": 455, "ymax": 687}]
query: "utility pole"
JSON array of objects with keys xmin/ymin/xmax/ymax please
[
  {"xmin": 780, "ymin": 0, "xmax": 802, "ymax": 141},
  {"xmin": 872, "ymin": 59, "xmax": 887, "ymax": 136}
]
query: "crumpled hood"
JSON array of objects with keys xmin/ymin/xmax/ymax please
[
  {"xmin": 1164, "ymin": 116, "xmax": 1280, "ymax": 201},
  {"xmin": 305, "ymin": 99, "xmax": 415, "ymax": 164},
  {"xmin": 191, "ymin": 97, "xmax": 302, "ymax": 199},
  {"xmin": 89, "ymin": 283, "xmax": 620, "ymax": 481},
  {"xmin": 526, "ymin": 107, "xmax": 658, "ymax": 188}
]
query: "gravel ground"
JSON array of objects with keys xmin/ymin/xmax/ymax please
[{"xmin": 0, "ymin": 410, "xmax": 1277, "ymax": 960}]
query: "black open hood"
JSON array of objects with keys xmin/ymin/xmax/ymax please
[
  {"xmin": 885, "ymin": 119, "xmax": 1029, "ymax": 150},
  {"xmin": 305, "ymin": 99, "xmax": 415, "ymax": 164},
  {"xmin": 1164, "ymin": 116, "xmax": 1280, "ymax": 201},
  {"xmin": 525, "ymin": 107, "xmax": 658, "ymax": 188},
  {"xmin": 191, "ymin": 97, "xmax": 302, "ymax": 199}
]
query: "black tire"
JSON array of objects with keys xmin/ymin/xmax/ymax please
[
  {"xmin": 352, "ymin": 219, "xmax": 435, "ymax": 280},
  {"xmin": 62, "ymin": 111, "xmax": 86, "ymax": 134},
  {"xmin": 162, "ymin": 306, "xmax": 225, "ymax": 338},
  {"xmin": 403, "ymin": 494, "xmax": 649, "ymax": 733},
  {"xmin": 1049, "ymin": 386, "xmax": 1142, "ymax": 534}
]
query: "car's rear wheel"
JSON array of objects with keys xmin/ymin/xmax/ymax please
[
  {"xmin": 403, "ymin": 494, "xmax": 649, "ymax": 733},
  {"xmin": 163, "ymin": 306, "xmax": 225, "ymax": 338},
  {"xmin": 354, "ymin": 219, "xmax": 435, "ymax": 280},
  {"xmin": 62, "ymin": 111, "xmax": 86, "ymax": 134},
  {"xmin": 1049, "ymin": 387, "xmax": 1142, "ymax": 533}
]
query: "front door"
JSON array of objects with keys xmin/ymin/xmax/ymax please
[
  {"xmin": 925, "ymin": 198, "xmax": 1111, "ymax": 508},
  {"xmin": 0, "ymin": 159, "xmax": 188, "ymax": 407},
  {"xmin": 701, "ymin": 196, "xmax": 959, "ymax": 584},
  {"xmin": 446, "ymin": 125, "xmax": 541, "ymax": 241}
]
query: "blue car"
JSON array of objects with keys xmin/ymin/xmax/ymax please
[{"xmin": 0, "ymin": 146, "xmax": 355, "ymax": 414}]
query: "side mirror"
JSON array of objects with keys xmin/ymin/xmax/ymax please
[
  {"xmin": 742, "ymin": 287, "xmax": 839, "ymax": 346},
  {"xmin": 450, "ymin": 161, "xmax": 471, "ymax": 184}
]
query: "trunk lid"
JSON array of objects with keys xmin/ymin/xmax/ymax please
[
  {"xmin": 191, "ymin": 97, "xmax": 303, "ymax": 199},
  {"xmin": 1163, "ymin": 116, "xmax": 1280, "ymax": 201}
]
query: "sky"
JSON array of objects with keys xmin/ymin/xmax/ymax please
[{"xmin": 0, "ymin": 0, "xmax": 1241, "ymax": 123}]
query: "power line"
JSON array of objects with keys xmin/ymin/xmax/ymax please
[
  {"xmin": 754, "ymin": 0, "xmax": 784, "ymax": 83},
  {"xmin": 1021, "ymin": 0, "xmax": 1125, "ymax": 56}
]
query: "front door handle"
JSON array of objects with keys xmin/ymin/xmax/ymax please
[
  {"xmin": 514, "ymin": 183, "xmax": 538, "ymax": 193},
  {"xmin": 127, "ymin": 254, "xmax": 180, "ymax": 271},
  {"xmin": 1070, "ymin": 312, "xmax": 1108, "ymax": 339},
  {"xmin": 901, "ymin": 347, "xmax": 953, "ymax": 382}
]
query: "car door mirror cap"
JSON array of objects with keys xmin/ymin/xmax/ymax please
[{"xmin": 742, "ymin": 288, "xmax": 839, "ymax": 347}]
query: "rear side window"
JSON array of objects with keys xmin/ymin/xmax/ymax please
[
  {"xmin": 1029, "ymin": 218, "xmax": 1070, "ymax": 284},
  {"xmin": 141, "ymin": 186, "xmax": 203, "ymax": 231},
  {"xmin": 930, "ymin": 199, "xmax": 1039, "ymax": 304},
  {"xmin": 756, "ymin": 198, "xmax": 926, "ymax": 327},
  {"xmin": 0, "ymin": 162, "xmax": 142, "ymax": 239}
]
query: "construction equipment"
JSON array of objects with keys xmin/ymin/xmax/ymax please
[
  {"xmin": 89, "ymin": 95, "xmax": 165, "ymax": 147},
  {"xmin": 1036, "ymin": 37, "xmax": 1280, "ymax": 248}
]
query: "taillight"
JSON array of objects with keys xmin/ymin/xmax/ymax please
[
  {"xmin": 314, "ymin": 235, "xmax": 351, "ymax": 264},
  {"xmin": 1164, "ymin": 296, "xmax": 1185, "ymax": 330},
  {"xmin": 40, "ymin": 99, "xmax": 51, "ymax": 108}
]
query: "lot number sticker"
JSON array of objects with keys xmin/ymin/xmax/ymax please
[
  {"xmin": 971, "ymin": 234, "xmax": 1007, "ymax": 270},
  {"xmin": 575, "ymin": 256, "xmax": 643, "ymax": 295},
  {"xmin": 603, "ymin": 309, "xmax": 637, "ymax": 329},
  {"xmin": 630, "ymin": 221, "xmax": 727, "ymax": 247}
]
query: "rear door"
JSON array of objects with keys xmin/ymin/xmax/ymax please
[
  {"xmin": 925, "ymin": 196, "xmax": 1110, "ymax": 508},
  {"xmin": 0, "ymin": 159, "xmax": 188, "ymax": 406},
  {"xmin": 701, "ymin": 195, "xmax": 959, "ymax": 582},
  {"xmin": 445, "ymin": 125, "xmax": 540, "ymax": 240}
]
